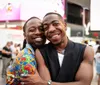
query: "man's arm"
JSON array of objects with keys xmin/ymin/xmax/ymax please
[
  {"xmin": 20, "ymin": 46, "xmax": 94, "ymax": 85},
  {"xmin": 6, "ymin": 52, "xmax": 23, "ymax": 85},
  {"xmin": 49, "ymin": 46, "xmax": 94, "ymax": 85},
  {"xmin": 2, "ymin": 48, "xmax": 11, "ymax": 55},
  {"xmin": 35, "ymin": 49, "xmax": 51, "ymax": 81},
  {"xmin": 75, "ymin": 46, "xmax": 94, "ymax": 85},
  {"xmin": 38, "ymin": 46, "xmax": 94, "ymax": 85}
]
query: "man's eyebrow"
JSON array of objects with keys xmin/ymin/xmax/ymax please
[
  {"xmin": 51, "ymin": 20, "xmax": 59, "ymax": 23},
  {"xmin": 42, "ymin": 23, "xmax": 48, "ymax": 25},
  {"xmin": 43, "ymin": 20, "xmax": 59, "ymax": 25},
  {"xmin": 28, "ymin": 25, "xmax": 36, "ymax": 28}
]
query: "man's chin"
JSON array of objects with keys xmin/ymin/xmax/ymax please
[
  {"xmin": 34, "ymin": 42, "xmax": 44, "ymax": 47},
  {"xmin": 51, "ymin": 41, "xmax": 62, "ymax": 46}
]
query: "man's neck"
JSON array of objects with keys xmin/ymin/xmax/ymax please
[{"xmin": 55, "ymin": 37, "xmax": 68, "ymax": 53}]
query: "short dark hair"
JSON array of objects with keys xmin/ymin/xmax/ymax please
[
  {"xmin": 23, "ymin": 17, "xmax": 40, "ymax": 32},
  {"xmin": 43, "ymin": 12, "xmax": 63, "ymax": 21},
  {"xmin": 96, "ymin": 40, "xmax": 100, "ymax": 44},
  {"xmin": 22, "ymin": 39, "xmax": 26, "ymax": 49},
  {"xmin": 96, "ymin": 45, "xmax": 100, "ymax": 53}
]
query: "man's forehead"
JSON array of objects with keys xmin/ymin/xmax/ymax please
[
  {"xmin": 27, "ymin": 19, "xmax": 41, "ymax": 26},
  {"xmin": 43, "ymin": 14, "xmax": 59, "ymax": 24}
]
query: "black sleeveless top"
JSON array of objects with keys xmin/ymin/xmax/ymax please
[{"xmin": 39, "ymin": 40, "xmax": 86, "ymax": 82}]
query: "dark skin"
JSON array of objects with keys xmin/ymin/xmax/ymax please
[
  {"xmin": 6, "ymin": 17, "xmax": 50, "ymax": 85},
  {"xmin": 24, "ymin": 18, "xmax": 46, "ymax": 48},
  {"xmin": 22, "ymin": 17, "xmax": 50, "ymax": 81},
  {"xmin": 21, "ymin": 14, "xmax": 94, "ymax": 85}
]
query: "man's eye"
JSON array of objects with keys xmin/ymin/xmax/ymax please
[
  {"xmin": 39, "ymin": 26, "xmax": 44, "ymax": 32},
  {"xmin": 43, "ymin": 25, "xmax": 48, "ymax": 30},
  {"xmin": 52, "ymin": 22, "xmax": 59, "ymax": 26},
  {"xmin": 29, "ymin": 27, "xmax": 36, "ymax": 32}
]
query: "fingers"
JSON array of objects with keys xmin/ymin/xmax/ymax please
[
  {"xmin": 20, "ymin": 74, "xmax": 29, "ymax": 82},
  {"xmin": 20, "ymin": 70, "xmax": 40, "ymax": 84},
  {"xmin": 34, "ymin": 69, "xmax": 39, "ymax": 75},
  {"xmin": 20, "ymin": 74, "xmax": 34, "ymax": 82},
  {"xmin": 20, "ymin": 77, "xmax": 29, "ymax": 82},
  {"xmin": 21, "ymin": 81, "xmax": 30, "ymax": 85},
  {"xmin": 20, "ymin": 75, "xmax": 33, "ymax": 85}
]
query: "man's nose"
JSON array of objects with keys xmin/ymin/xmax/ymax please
[
  {"xmin": 48, "ymin": 24, "xmax": 56, "ymax": 32},
  {"xmin": 35, "ymin": 29, "xmax": 41, "ymax": 34}
]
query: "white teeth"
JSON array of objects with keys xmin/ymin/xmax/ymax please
[
  {"xmin": 35, "ymin": 38, "xmax": 42, "ymax": 41},
  {"xmin": 52, "ymin": 35, "xmax": 59, "ymax": 39}
]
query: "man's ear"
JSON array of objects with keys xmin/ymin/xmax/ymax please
[
  {"xmin": 23, "ymin": 33, "xmax": 26, "ymax": 39},
  {"xmin": 64, "ymin": 22, "xmax": 67, "ymax": 30}
]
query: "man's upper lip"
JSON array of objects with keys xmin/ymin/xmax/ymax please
[
  {"xmin": 35, "ymin": 37, "xmax": 42, "ymax": 41},
  {"xmin": 48, "ymin": 32, "xmax": 60, "ymax": 38},
  {"xmin": 32, "ymin": 37, "xmax": 42, "ymax": 39}
]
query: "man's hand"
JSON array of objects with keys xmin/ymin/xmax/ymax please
[{"xmin": 20, "ymin": 70, "xmax": 47, "ymax": 85}]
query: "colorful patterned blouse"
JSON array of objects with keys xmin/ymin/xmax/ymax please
[{"xmin": 6, "ymin": 44, "xmax": 36, "ymax": 85}]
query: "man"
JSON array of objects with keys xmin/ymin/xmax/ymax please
[
  {"xmin": 2, "ymin": 41, "xmax": 12, "ymax": 78},
  {"xmin": 6, "ymin": 17, "xmax": 50, "ymax": 85},
  {"xmin": 21, "ymin": 12, "xmax": 94, "ymax": 85}
]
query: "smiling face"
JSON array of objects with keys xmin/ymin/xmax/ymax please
[
  {"xmin": 24, "ymin": 18, "xmax": 46, "ymax": 48},
  {"xmin": 42, "ymin": 14, "xmax": 66, "ymax": 45}
]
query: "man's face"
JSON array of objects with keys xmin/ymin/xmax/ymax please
[
  {"xmin": 42, "ymin": 14, "xmax": 66, "ymax": 45},
  {"xmin": 24, "ymin": 18, "xmax": 45, "ymax": 47}
]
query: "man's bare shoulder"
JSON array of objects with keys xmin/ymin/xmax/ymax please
[{"xmin": 83, "ymin": 46, "xmax": 94, "ymax": 65}]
